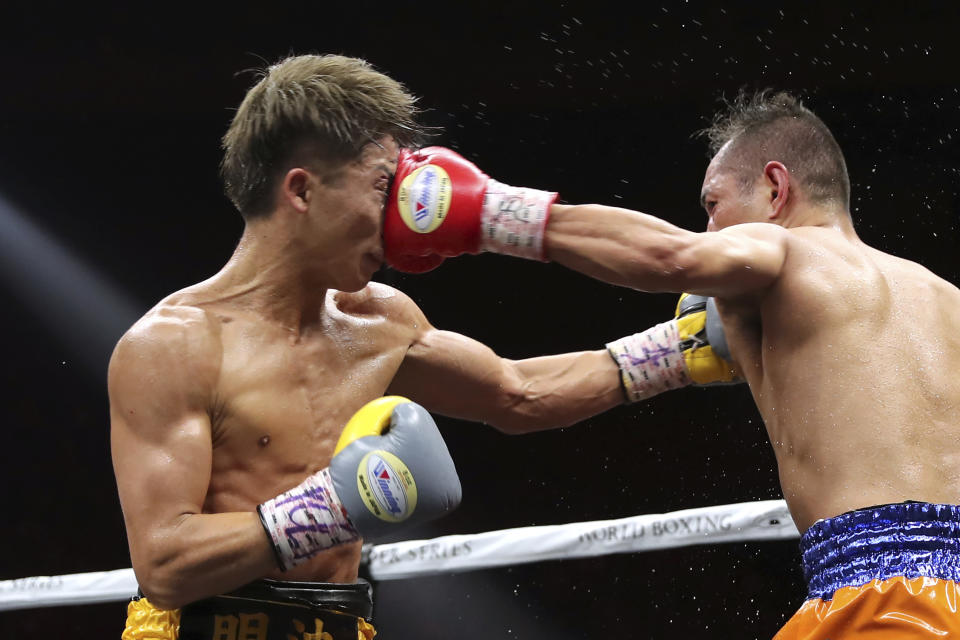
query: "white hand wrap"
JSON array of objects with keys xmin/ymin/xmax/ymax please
[
  {"xmin": 606, "ymin": 319, "xmax": 693, "ymax": 403},
  {"xmin": 480, "ymin": 179, "xmax": 556, "ymax": 260},
  {"xmin": 257, "ymin": 468, "xmax": 360, "ymax": 571}
]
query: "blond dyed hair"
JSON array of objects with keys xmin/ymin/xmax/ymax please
[{"xmin": 221, "ymin": 54, "xmax": 424, "ymax": 219}]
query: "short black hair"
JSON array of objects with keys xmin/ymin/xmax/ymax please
[{"xmin": 699, "ymin": 90, "xmax": 850, "ymax": 211}]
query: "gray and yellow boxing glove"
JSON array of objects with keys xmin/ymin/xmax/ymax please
[
  {"xmin": 258, "ymin": 397, "xmax": 462, "ymax": 571},
  {"xmin": 606, "ymin": 294, "xmax": 742, "ymax": 403}
]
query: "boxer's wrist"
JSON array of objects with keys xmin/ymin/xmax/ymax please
[
  {"xmin": 257, "ymin": 467, "xmax": 360, "ymax": 571},
  {"xmin": 605, "ymin": 319, "xmax": 692, "ymax": 403},
  {"xmin": 480, "ymin": 179, "xmax": 557, "ymax": 261}
]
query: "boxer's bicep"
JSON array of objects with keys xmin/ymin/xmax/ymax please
[
  {"xmin": 547, "ymin": 203, "xmax": 695, "ymax": 291},
  {"xmin": 389, "ymin": 328, "xmax": 519, "ymax": 423},
  {"xmin": 546, "ymin": 204, "xmax": 787, "ymax": 296},
  {"xmin": 110, "ymin": 398, "xmax": 213, "ymax": 540}
]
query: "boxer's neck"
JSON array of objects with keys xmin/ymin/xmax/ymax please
[
  {"xmin": 778, "ymin": 200, "xmax": 857, "ymax": 238},
  {"xmin": 215, "ymin": 217, "xmax": 337, "ymax": 334}
]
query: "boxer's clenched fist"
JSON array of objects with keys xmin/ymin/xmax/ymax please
[
  {"xmin": 258, "ymin": 397, "xmax": 461, "ymax": 570},
  {"xmin": 383, "ymin": 147, "xmax": 558, "ymax": 272},
  {"xmin": 606, "ymin": 294, "xmax": 742, "ymax": 403}
]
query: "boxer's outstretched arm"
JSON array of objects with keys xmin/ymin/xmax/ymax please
[
  {"xmin": 385, "ymin": 295, "xmax": 624, "ymax": 433},
  {"xmin": 545, "ymin": 204, "xmax": 788, "ymax": 297},
  {"xmin": 109, "ymin": 310, "xmax": 278, "ymax": 610},
  {"xmin": 389, "ymin": 329, "xmax": 623, "ymax": 434},
  {"xmin": 382, "ymin": 146, "xmax": 786, "ymax": 296}
]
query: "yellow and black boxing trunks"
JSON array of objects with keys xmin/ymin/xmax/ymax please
[
  {"xmin": 122, "ymin": 579, "xmax": 376, "ymax": 640},
  {"xmin": 776, "ymin": 501, "xmax": 960, "ymax": 639}
]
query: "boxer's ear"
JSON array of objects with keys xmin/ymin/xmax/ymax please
[
  {"xmin": 281, "ymin": 167, "xmax": 312, "ymax": 214},
  {"xmin": 763, "ymin": 161, "xmax": 790, "ymax": 220}
]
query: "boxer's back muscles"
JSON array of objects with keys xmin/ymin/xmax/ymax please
[{"xmin": 719, "ymin": 226, "xmax": 960, "ymax": 531}]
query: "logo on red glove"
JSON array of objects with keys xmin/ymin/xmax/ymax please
[{"xmin": 396, "ymin": 165, "xmax": 451, "ymax": 234}]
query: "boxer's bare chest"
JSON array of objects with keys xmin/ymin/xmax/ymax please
[{"xmin": 201, "ymin": 290, "xmax": 414, "ymax": 511}]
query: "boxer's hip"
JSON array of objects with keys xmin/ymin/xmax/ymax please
[
  {"xmin": 122, "ymin": 579, "xmax": 375, "ymax": 640},
  {"xmin": 799, "ymin": 501, "xmax": 960, "ymax": 599},
  {"xmin": 775, "ymin": 501, "xmax": 960, "ymax": 639}
]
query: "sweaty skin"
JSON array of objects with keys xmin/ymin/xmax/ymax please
[
  {"xmin": 544, "ymin": 144, "xmax": 960, "ymax": 533},
  {"xmin": 109, "ymin": 137, "xmax": 623, "ymax": 610},
  {"xmin": 715, "ymin": 228, "xmax": 960, "ymax": 531}
]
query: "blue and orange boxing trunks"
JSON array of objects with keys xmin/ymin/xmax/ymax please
[
  {"xmin": 122, "ymin": 579, "xmax": 376, "ymax": 639},
  {"xmin": 776, "ymin": 501, "xmax": 960, "ymax": 639}
]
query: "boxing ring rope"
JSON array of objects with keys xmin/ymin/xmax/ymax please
[{"xmin": 0, "ymin": 499, "xmax": 798, "ymax": 611}]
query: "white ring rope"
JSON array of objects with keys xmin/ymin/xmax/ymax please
[{"xmin": 0, "ymin": 499, "xmax": 797, "ymax": 611}]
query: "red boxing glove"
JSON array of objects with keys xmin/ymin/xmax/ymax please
[
  {"xmin": 383, "ymin": 147, "xmax": 558, "ymax": 273},
  {"xmin": 386, "ymin": 252, "xmax": 445, "ymax": 274}
]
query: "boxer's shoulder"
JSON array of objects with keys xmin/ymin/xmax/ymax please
[
  {"xmin": 331, "ymin": 281, "xmax": 400, "ymax": 308},
  {"xmin": 110, "ymin": 297, "xmax": 223, "ymax": 399},
  {"xmin": 126, "ymin": 295, "xmax": 223, "ymax": 352},
  {"xmin": 331, "ymin": 282, "xmax": 427, "ymax": 328},
  {"xmin": 714, "ymin": 222, "xmax": 792, "ymax": 268}
]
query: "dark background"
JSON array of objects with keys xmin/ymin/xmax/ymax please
[{"xmin": 1, "ymin": 1, "xmax": 958, "ymax": 638}]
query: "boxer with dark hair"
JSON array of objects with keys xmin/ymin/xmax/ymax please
[{"xmin": 386, "ymin": 90, "xmax": 960, "ymax": 638}]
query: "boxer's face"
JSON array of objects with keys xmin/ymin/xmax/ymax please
[
  {"xmin": 700, "ymin": 142, "xmax": 772, "ymax": 232},
  {"xmin": 308, "ymin": 136, "xmax": 399, "ymax": 290}
]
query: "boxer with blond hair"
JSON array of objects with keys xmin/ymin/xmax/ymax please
[{"xmin": 111, "ymin": 54, "xmax": 736, "ymax": 640}]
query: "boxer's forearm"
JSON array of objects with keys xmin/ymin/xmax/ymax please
[
  {"xmin": 545, "ymin": 204, "xmax": 697, "ymax": 292},
  {"xmin": 496, "ymin": 349, "xmax": 625, "ymax": 432},
  {"xmin": 132, "ymin": 511, "xmax": 279, "ymax": 610},
  {"xmin": 389, "ymin": 329, "xmax": 623, "ymax": 433},
  {"xmin": 412, "ymin": 348, "xmax": 623, "ymax": 434}
]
